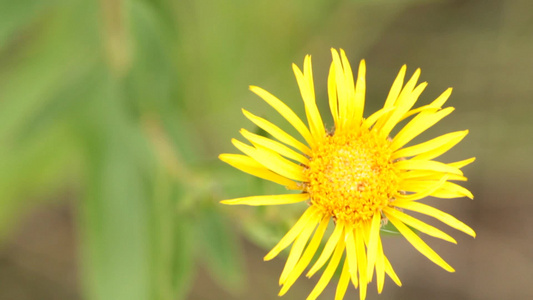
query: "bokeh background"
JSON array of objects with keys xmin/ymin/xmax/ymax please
[{"xmin": 0, "ymin": 0, "xmax": 532, "ymax": 299}]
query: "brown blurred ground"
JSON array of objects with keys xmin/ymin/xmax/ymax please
[{"xmin": 1, "ymin": 0, "xmax": 533, "ymax": 299}]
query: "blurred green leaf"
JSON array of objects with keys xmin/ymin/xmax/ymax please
[
  {"xmin": 0, "ymin": 0, "xmax": 60, "ymax": 46},
  {"xmin": 151, "ymin": 168, "xmax": 195, "ymax": 300},
  {"xmin": 77, "ymin": 68, "xmax": 154, "ymax": 300},
  {"xmin": 196, "ymin": 203, "xmax": 245, "ymax": 293}
]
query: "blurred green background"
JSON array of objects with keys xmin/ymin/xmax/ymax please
[{"xmin": 0, "ymin": 0, "xmax": 532, "ymax": 299}]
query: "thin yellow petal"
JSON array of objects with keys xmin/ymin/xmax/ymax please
[
  {"xmin": 400, "ymin": 170, "xmax": 467, "ymax": 182},
  {"xmin": 386, "ymin": 213, "xmax": 455, "ymax": 272},
  {"xmin": 431, "ymin": 182, "xmax": 474, "ymax": 199},
  {"xmin": 393, "ymin": 201, "xmax": 476, "ymax": 237},
  {"xmin": 378, "ymin": 69, "xmax": 424, "ymax": 138},
  {"xmin": 265, "ymin": 207, "xmax": 317, "ymax": 261},
  {"xmin": 355, "ymin": 226, "xmax": 368, "ymax": 300},
  {"xmin": 219, "ymin": 154, "xmax": 300, "ymax": 189},
  {"xmin": 428, "ymin": 87, "xmax": 453, "ymax": 108},
  {"xmin": 448, "ymin": 157, "xmax": 476, "ymax": 169},
  {"xmin": 362, "ymin": 106, "xmax": 395, "ymax": 130},
  {"xmin": 383, "ymin": 253, "xmax": 401, "ymax": 287},
  {"xmin": 307, "ymin": 222, "xmax": 344, "ymax": 277},
  {"xmin": 240, "ymin": 129, "xmax": 309, "ymax": 164},
  {"xmin": 393, "ymin": 130, "xmax": 468, "ymax": 160},
  {"xmin": 338, "ymin": 50, "xmax": 355, "ymax": 124},
  {"xmin": 328, "ymin": 62, "xmax": 339, "ymax": 126},
  {"xmin": 366, "ymin": 213, "xmax": 381, "ymax": 278},
  {"xmin": 395, "ymin": 159, "xmax": 463, "ymax": 176},
  {"xmin": 280, "ymin": 214, "xmax": 319, "ymax": 284},
  {"xmin": 399, "ymin": 175, "xmax": 449, "ymax": 192},
  {"xmin": 384, "ymin": 207, "xmax": 456, "ymax": 244},
  {"xmin": 242, "ymin": 109, "xmax": 311, "ymax": 155},
  {"xmin": 292, "ymin": 60, "xmax": 325, "ymax": 143},
  {"xmin": 345, "ymin": 227, "xmax": 358, "ymax": 288},
  {"xmin": 398, "ymin": 88, "xmax": 453, "ymax": 122},
  {"xmin": 220, "ymin": 193, "xmax": 308, "ymax": 206},
  {"xmin": 402, "ymin": 180, "xmax": 473, "ymax": 199},
  {"xmin": 279, "ymin": 215, "xmax": 329, "ymax": 294},
  {"xmin": 396, "ymin": 175, "xmax": 448, "ymax": 201},
  {"xmin": 249, "ymin": 85, "xmax": 314, "ymax": 145},
  {"xmin": 375, "ymin": 240, "xmax": 385, "ymax": 293},
  {"xmin": 391, "ymin": 107, "xmax": 455, "ymax": 151},
  {"xmin": 376, "ymin": 237, "xmax": 403, "ymax": 292},
  {"xmin": 375, "ymin": 65, "xmax": 407, "ymax": 133},
  {"xmin": 382, "ymin": 64, "xmax": 407, "ymax": 110},
  {"xmin": 331, "ymin": 49, "xmax": 349, "ymax": 127},
  {"xmin": 232, "ymin": 139, "xmax": 306, "ymax": 182},
  {"xmin": 304, "ymin": 54, "xmax": 316, "ymax": 101},
  {"xmin": 335, "ymin": 259, "xmax": 351, "ymax": 300},
  {"xmin": 306, "ymin": 236, "xmax": 345, "ymax": 300},
  {"xmin": 353, "ymin": 58, "xmax": 366, "ymax": 125}
]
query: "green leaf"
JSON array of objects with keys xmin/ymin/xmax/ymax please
[
  {"xmin": 195, "ymin": 203, "xmax": 245, "ymax": 293},
  {"xmin": 77, "ymin": 69, "xmax": 153, "ymax": 300},
  {"xmin": 151, "ymin": 168, "xmax": 195, "ymax": 300}
]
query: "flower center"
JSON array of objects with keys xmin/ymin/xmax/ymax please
[{"xmin": 304, "ymin": 127, "xmax": 398, "ymax": 224}]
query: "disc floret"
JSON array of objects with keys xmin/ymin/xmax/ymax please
[{"xmin": 304, "ymin": 127, "xmax": 399, "ymax": 224}]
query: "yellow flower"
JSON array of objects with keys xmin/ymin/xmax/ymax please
[{"xmin": 220, "ymin": 48, "xmax": 475, "ymax": 300}]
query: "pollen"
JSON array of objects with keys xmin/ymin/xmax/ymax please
[{"xmin": 304, "ymin": 127, "xmax": 399, "ymax": 224}]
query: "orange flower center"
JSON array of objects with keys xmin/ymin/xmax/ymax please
[{"xmin": 304, "ymin": 127, "xmax": 398, "ymax": 224}]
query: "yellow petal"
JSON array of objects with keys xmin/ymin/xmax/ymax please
[
  {"xmin": 307, "ymin": 222, "xmax": 344, "ymax": 277},
  {"xmin": 396, "ymin": 175, "xmax": 448, "ymax": 201},
  {"xmin": 335, "ymin": 259, "xmax": 351, "ymax": 300},
  {"xmin": 366, "ymin": 213, "xmax": 381, "ymax": 279},
  {"xmin": 279, "ymin": 215, "xmax": 329, "ymax": 294},
  {"xmin": 353, "ymin": 59, "xmax": 366, "ymax": 125},
  {"xmin": 304, "ymin": 54, "xmax": 316, "ymax": 101},
  {"xmin": 398, "ymin": 88, "xmax": 453, "ymax": 122},
  {"xmin": 264, "ymin": 207, "xmax": 317, "ymax": 261},
  {"xmin": 399, "ymin": 170, "xmax": 467, "ymax": 182},
  {"xmin": 375, "ymin": 239, "xmax": 385, "ymax": 293},
  {"xmin": 378, "ymin": 69, "xmax": 425, "ymax": 138},
  {"xmin": 391, "ymin": 107, "xmax": 455, "ymax": 151},
  {"xmin": 331, "ymin": 49, "xmax": 349, "ymax": 128},
  {"xmin": 393, "ymin": 130, "xmax": 469, "ymax": 160},
  {"xmin": 429, "ymin": 87, "xmax": 453, "ymax": 108},
  {"xmin": 240, "ymin": 129, "xmax": 309, "ymax": 164},
  {"xmin": 293, "ymin": 59, "xmax": 325, "ymax": 143},
  {"xmin": 399, "ymin": 175, "xmax": 449, "ymax": 192},
  {"xmin": 395, "ymin": 159, "xmax": 463, "ymax": 176},
  {"xmin": 386, "ymin": 213, "xmax": 455, "ymax": 272},
  {"xmin": 355, "ymin": 226, "xmax": 368, "ymax": 300},
  {"xmin": 306, "ymin": 236, "xmax": 345, "ymax": 300},
  {"xmin": 220, "ymin": 193, "xmax": 309, "ymax": 206},
  {"xmin": 232, "ymin": 139, "xmax": 306, "ymax": 182},
  {"xmin": 393, "ymin": 201, "xmax": 476, "ymax": 237},
  {"xmin": 431, "ymin": 182, "xmax": 474, "ymax": 199},
  {"xmin": 242, "ymin": 109, "xmax": 311, "ymax": 155},
  {"xmin": 448, "ymin": 157, "xmax": 476, "ymax": 169},
  {"xmin": 345, "ymin": 227, "xmax": 359, "ymax": 288},
  {"xmin": 249, "ymin": 85, "xmax": 314, "ymax": 145},
  {"xmin": 384, "ymin": 207, "xmax": 456, "ymax": 244},
  {"xmin": 381, "ymin": 64, "xmax": 407, "ymax": 111},
  {"xmin": 363, "ymin": 106, "xmax": 395, "ymax": 130},
  {"xmin": 219, "ymin": 154, "xmax": 300, "ymax": 189},
  {"xmin": 383, "ymin": 251, "xmax": 401, "ymax": 287},
  {"xmin": 279, "ymin": 214, "xmax": 319, "ymax": 284},
  {"xmin": 328, "ymin": 62, "xmax": 339, "ymax": 126},
  {"xmin": 405, "ymin": 181, "xmax": 472, "ymax": 199}
]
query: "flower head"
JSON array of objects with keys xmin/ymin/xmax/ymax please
[{"xmin": 220, "ymin": 49, "xmax": 475, "ymax": 300}]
